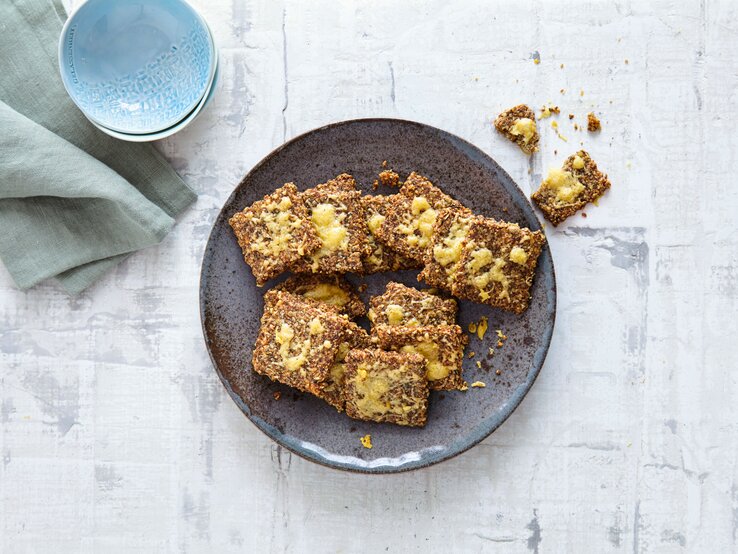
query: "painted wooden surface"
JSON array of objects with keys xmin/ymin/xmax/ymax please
[{"xmin": 1, "ymin": 0, "xmax": 737, "ymax": 552}]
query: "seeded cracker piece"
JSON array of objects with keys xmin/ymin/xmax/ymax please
[
  {"xmin": 376, "ymin": 324, "xmax": 468, "ymax": 391},
  {"xmin": 274, "ymin": 274, "xmax": 366, "ymax": 318},
  {"xmin": 531, "ymin": 150, "xmax": 612, "ymax": 226},
  {"xmin": 313, "ymin": 172, "xmax": 357, "ymax": 193},
  {"xmin": 361, "ymin": 195, "xmax": 422, "ymax": 274},
  {"xmin": 494, "ymin": 104, "xmax": 539, "ymax": 154},
  {"xmin": 228, "ymin": 183, "xmax": 321, "ymax": 286},
  {"xmin": 253, "ymin": 291, "xmax": 351, "ymax": 395},
  {"xmin": 344, "ymin": 349, "xmax": 429, "ymax": 427},
  {"xmin": 291, "ymin": 176, "xmax": 369, "ymax": 274},
  {"xmin": 313, "ymin": 321, "xmax": 373, "ymax": 411},
  {"xmin": 368, "ymin": 282, "xmax": 457, "ymax": 330},
  {"xmin": 418, "ymin": 208, "xmax": 477, "ymax": 291},
  {"xmin": 451, "ymin": 219, "xmax": 546, "ymax": 314},
  {"xmin": 375, "ymin": 172, "xmax": 469, "ymax": 264}
]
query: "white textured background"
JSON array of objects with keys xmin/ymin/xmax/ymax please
[{"xmin": 2, "ymin": 0, "xmax": 737, "ymax": 552}]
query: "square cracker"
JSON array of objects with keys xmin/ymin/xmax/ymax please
[
  {"xmin": 228, "ymin": 183, "xmax": 320, "ymax": 286},
  {"xmin": 374, "ymin": 172, "xmax": 469, "ymax": 264},
  {"xmin": 451, "ymin": 218, "xmax": 546, "ymax": 314},
  {"xmin": 361, "ymin": 195, "xmax": 422, "ymax": 274},
  {"xmin": 343, "ymin": 348, "xmax": 429, "ymax": 427},
  {"xmin": 531, "ymin": 150, "xmax": 611, "ymax": 226},
  {"xmin": 418, "ymin": 208, "xmax": 477, "ymax": 291},
  {"xmin": 273, "ymin": 274, "xmax": 365, "ymax": 319},
  {"xmin": 252, "ymin": 291, "xmax": 351, "ymax": 395},
  {"xmin": 291, "ymin": 175, "xmax": 369, "ymax": 274},
  {"xmin": 368, "ymin": 281, "xmax": 457, "ymax": 330},
  {"xmin": 375, "ymin": 324, "xmax": 468, "ymax": 391},
  {"xmin": 494, "ymin": 104, "xmax": 539, "ymax": 154}
]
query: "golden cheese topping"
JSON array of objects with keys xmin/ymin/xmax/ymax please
[
  {"xmin": 308, "ymin": 317, "xmax": 324, "ymax": 335},
  {"xmin": 311, "ymin": 203, "xmax": 349, "ymax": 252},
  {"xmin": 385, "ymin": 304, "xmax": 405, "ymax": 326},
  {"xmin": 275, "ymin": 323, "xmax": 310, "ymax": 371},
  {"xmin": 509, "ymin": 246, "xmax": 528, "ymax": 265},
  {"xmin": 468, "ymin": 248, "xmax": 510, "ymax": 300},
  {"xmin": 249, "ymin": 197, "xmax": 303, "ymax": 257},
  {"xmin": 572, "ymin": 155, "xmax": 585, "ymax": 170},
  {"xmin": 541, "ymin": 168, "xmax": 585, "ymax": 204},
  {"xmin": 367, "ymin": 213, "xmax": 386, "ymax": 235},
  {"xmin": 301, "ymin": 283, "xmax": 349, "ymax": 307},
  {"xmin": 360, "ymin": 434, "xmax": 373, "ymax": 449},
  {"xmin": 401, "ymin": 341, "xmax": 447, "ymax": 381},
  {"xmin": 353, "ymin": 363, "xmax": 393, "ymax": 416},
  {"xmin": 398, "ymin": 196, "xmax": 438, "ymax": 249},
  {"xmin": 433, "ymin": 221, "xmax": 468, "ymax": 267},
  {"xmin": 509, "ymin": 118, "xmax": 537, "ymax": 144},
  {"xmin": 476, "ymin": 316, "xmax": 488, "ymax": 340}
]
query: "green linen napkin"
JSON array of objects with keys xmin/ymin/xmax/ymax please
[{"xmin": 0, "ymin": 0, "xmax": 198, "ymax": 294}]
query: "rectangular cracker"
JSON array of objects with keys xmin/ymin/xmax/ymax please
[
  {"xmin": 374, "ymin": 172, "xmax": 469, "ymax": 264},
  {"xmin": 368, "ymin": 281, "xmax": 457, "ymax": 330},
  {"xmin": 343, "ymin": 348, "xmax": 429, "ymax": 427},
  {"xmin": 451, "ymin": 218, "xmax": 546, "ymax": 314},
  {"xmin": 252, "ymin": 291, "xmax": 351, "ymax": 395},
  {"xmin": 418, "ymin": 208, "xmax": 477, "ymax": 291},
  {"xmin": 273, "ymin": 274, "xmax": 366, "ymax": 319},
  {"xmin": 313, "ymin": 321, "xmax": 373, "ymax": 411},
  {"xmin": 290, "ymin": 176, "xmax": 369, "ymax": 274},
  {"xmin": 228, "ymin": 183, "xmax": 321, "ymax": 286},
  {"xmin": 375, "ymin": 324, "xmax": 467, "ymax": 391},
  {"xmin": 531, "ymin": 150, "xmax": 612, "ymax": 226},
  {"xmin": 361, "ymin": 195, "xmax": 422, "ymax": 274}
]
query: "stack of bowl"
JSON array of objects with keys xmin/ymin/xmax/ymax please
[{"xmin": 58, "ymin": 0, "xmax": 218, "ymax": 142}]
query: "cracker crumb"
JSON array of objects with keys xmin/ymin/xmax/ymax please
[
  {"xmin": 560, "ymin": 89, "xmax": 565, "ymax": 94},
  {"xmin": 533, "ymin": 58, "xmax": 540, "ymax": 65},
  {"xmin": 580, "ymin": 89, "xmax": 584, "ymax": 97},
  {"xmin": 381, "ymin": 160, "xmax": 388, "ymax": 168},
  {"xmin": 476, "ymin": 316, "xmax": 488, "ymax": 340},
  {"xmin": 468, "ymin": 351, "xmax": 476, "ymax": 359},
  {"xmin": 488, "ymin": 347, "xmax": 495, "ymax": 356},
  {"xmin": 459, "ymin": 382, "xmax": 469, "ymax": 391},
  {"xmin": 378, "ymin": 169, "xmax": 401, "ymax": 188},
  {"xmin": 560, "ymin": 63, "xmax": 564, "ymax": 69},
  {"xmin": 273, "ymin": 391, "xmax": 281, "ymax": 400},
  {"xmin": 582, "ymin": 212, "xmax": 588, "ymax": 218},
  {"xmin": 468, "ymin": 322, "xmax": 478, "ymax": 334},
  {"xmin": 587, "ymin": 112, "xmax": 602, "ymax": 132},
  {"xmin": 358, "ymin": 283, "xmax": 368, "ymax": 293},
  {"xmin": 568, "ymin": 114, "xmax": 574, "ymax": 120},
  {"xmin": 539, "ymin": 104, "xmax": 560, "ymax": 119},
  {"xmin": 624, "ymin": 59, "xmax": 629, "ymax": 64},
  {"xmin": 496, "ymin": 329, "xmax": 507, "ymax": 340},
  {"xmin": 471, "ymin": 381, "xmax": 486, "ymax": 388},
  {"xmin": 495, "ymin": 369, "xmax": 502, "ymax": 376},
  {"xmin": 497, "ymin": 340, "xmax": 504, "ymax": 348},
  {"xmin": 360, "ymin": 434, "xmax": 373, "ymax": 449},
  {"xmin": 551, "ymin": 120, "xmax": 568, "ymax": 142},
  {"xmin": 476, "ymin": 361, "xmax": 482, "ymax": 369}
]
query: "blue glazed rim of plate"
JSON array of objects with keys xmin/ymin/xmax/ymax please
[
  {"xmin": 57, "ymin": 0, "xmax": 216, "ymax": 135},
  {"xmin": 199, "ymin": 118, "xmax": 557, "ymax": 473}
]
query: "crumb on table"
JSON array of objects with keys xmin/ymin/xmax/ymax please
[
  {"xmin": 587, "ymin": 112, "xmax": 602, "ymax": 132},
  {"xmin": 360, "ymin": 434, "xmax": 373, "ymax": 449}
]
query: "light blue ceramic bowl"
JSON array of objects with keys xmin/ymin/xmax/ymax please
[
  {"xmin": 89, "ymin": 56, "xmax": 219, "ymax": 142},
  {"xmin": 59, "ymin": 0, "xmax": 215, "ymax": 134}
]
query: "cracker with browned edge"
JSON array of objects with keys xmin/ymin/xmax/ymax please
[
  {"xmin": 374, "ymin": 172, "xmax": 468, "ymax": 264},
  {"xmin": 274, "ymin": 274, "xmax": 365, "ymax": 318},
  {"xmin": 376, "ymin": 324, "xmax": 467, "ymax": 391},
  {"xmin": 361, "ymin": 195, "xmax": 422, "ymax": 274},
  {"xmin": 291, "ymin": 176, "xmax": 369, "ymax": 274},
  {"xmin": 418, "ymin": 208, "xmax": 477, "ymax": 291},
  {"xmin": 494, "ymin": 104, "xmax": 539, "ymax": 154},
  {"xmin": 451, "ymin": 219, "xmax": 546, "ymax": 314},
  {"xmin": 229, "ymin": 183, "xmax": 320, "ymax": 286},
  {"xmin": 368, "ymin": 282, "xmax": 457, "ymax": 330},
  {"xmin": 531, "ymin": 150, "xmax": 611, "ymax": 226},
  {"xmin": 252, "ymin": 291, "xmax": 351, "ymax": 395},
  {"xmin": 344, "ymin": 348, "xmax": 429, "ymax": 427}
]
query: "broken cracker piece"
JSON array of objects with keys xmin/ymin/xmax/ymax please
[
  {"xmin": 494, "ymin": 104, "xmax": 539, "ymax": 154},
  {"xmin": 361, "ymin": 195, "xmax": 421, "ymax": 274},
  {"xmin": 418, "ymin": 208, "xmax": 477, "ymax": 292},
  {"xmin": 531, "ymin": 150, "xmax": 611, "ymax": 226}
]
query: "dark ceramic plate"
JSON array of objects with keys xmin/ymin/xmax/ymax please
[{"xmin": 200, "ymin": 119, "xmax": 556, "ymax": 473}]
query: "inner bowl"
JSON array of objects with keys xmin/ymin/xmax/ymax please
[{"xmin": 58, "ymin": 0, "xmax": 214, "ymax": 134}]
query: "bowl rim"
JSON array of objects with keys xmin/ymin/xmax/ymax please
[
  {"xmin": 198, "ymin": 117, "xmax": 558, "ymax": 474},
  {"xmin": 57, "ymin": 0, "xmax": 216, "ymax": 135}
]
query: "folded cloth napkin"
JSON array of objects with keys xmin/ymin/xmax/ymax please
[{"xmin": 0, "ymin": 0, "xmax": 197, "ymax": 294}]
